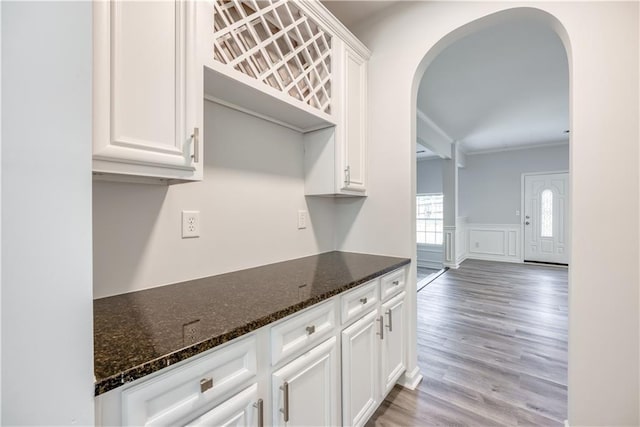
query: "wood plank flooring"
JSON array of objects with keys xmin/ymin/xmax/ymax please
[{"xmin": 367, "ymin": 259, "xmax": 568, "ymax": 426}]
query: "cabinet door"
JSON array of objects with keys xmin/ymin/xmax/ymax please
[
  {"xmin": 341, "ymin": 310, "xmax": 379, "ymax": 427},
  {"xmin": 381, "ymin": 292, "xmax": 406, "ymax": 396},
  {"xmin": 340, "ymin": 46, "xmax": 367, "ymax": 193},
  {"xmin": 272, "ymin": 337, "xmax": 339, "ymax": 427},
  {"xmin": 93, "ymin": 0, "xmax": 202, "ymax": 181},
  {"xmin": 185, "ymin": 384, "xmax": 260, "ymax": 427}
]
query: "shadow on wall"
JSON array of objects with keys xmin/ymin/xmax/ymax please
[
  {"xmin": 205, "ymin": 101, "xmax": 303, "ymax": 179},
  {"xmin": 93, "ymin": 181, "xmax": 169, "ymax": 296},
  {"xmin": 334, "ymin": 197, "xmax": 367, "ymax": 250}
]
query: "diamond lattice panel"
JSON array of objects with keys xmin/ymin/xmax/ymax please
[{"xmin": 213, "ymin": 0, "xmax": 332, "ymax": 115}]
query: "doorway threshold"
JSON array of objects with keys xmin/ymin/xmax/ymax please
[
  {"xmin": 417, "ymin": 267, "xmax": 448, "ymax": 292},
  {"xmin": 524, "ymin": 260, "xmax": 569, "ymax": 268}
]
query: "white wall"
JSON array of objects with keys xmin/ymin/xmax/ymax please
[
  {"xmin": 459, "ymin": 144, "xmax": 569, "ymax": 224},
  {"xmin": 345, "ymin": 2, "xmax": 638, "ymax": 425},
  {"xmin": 416, "ymin": 158, "xmax": 443, "ymax": 194},
  {"xmin": 93, "ymin": 102, "xmax": 336, "ymax": 298},
  {"xmin": 1, "ymin": 2, "xmax": 94, "ymax": 424}
]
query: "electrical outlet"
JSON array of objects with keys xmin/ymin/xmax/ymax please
[
  {"xmin": 297, "ymin": 210, "xmax": 308, "ymax": 229},
  {"xmin": 183, "ymin": 319, "xmax": 201, "ymax": 345},
  {"xmin": 182, "ymin": 210, "xmax": 200, "ymax": 238}
]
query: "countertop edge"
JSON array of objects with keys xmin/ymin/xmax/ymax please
[{"xmin": 94, "ymin": 257, "xmax": 410, "ymax": 396}]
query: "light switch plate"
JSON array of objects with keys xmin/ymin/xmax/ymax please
[
  {"xmin": 298, "ymin": 210, "xmax": 308, "ymax": 229},
  {"xmin": 182, "ymin": 210, "xmax": 200, "ymax": 238}
]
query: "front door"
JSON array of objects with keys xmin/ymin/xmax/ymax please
[{"xmin": 523, "ymin": 173, "xmax": 569, "ymax": 264}]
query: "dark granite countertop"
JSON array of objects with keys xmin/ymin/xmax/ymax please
[{"xmin": 94, "ymin": 251, "xmax": 410, "ymax": 396}]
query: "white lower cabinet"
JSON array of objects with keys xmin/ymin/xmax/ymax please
[
  {"xmin": 185, "ymin": 384, "xmax": 260, "ymax": 427},
  {"xmin": 381, "ymin": 292, "xmax": 407, "ymax": 396},
  {"xmin": 272, "ymin": 337, "xmax": 339, "ymax": 427},
  {"xmin": 341, "ymin": 310, "xmax": 379, "ymax": 427},
  {"xmin": 96, "ymin": 267, "xmax": 408, "ymax": 427}
]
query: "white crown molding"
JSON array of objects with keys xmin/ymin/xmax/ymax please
[
  {"xmin": 416, "ymin": 155, "xmax": 442, "ymax": 162},
  {"xmin": 465, "ymin": 140, "xmax": 569, "ymax": 156},
  {"xmin": 416, "ymin": 108, "xmax": 454, "ymax": 144},
  {"xmin": 302, "ymin": 0, "xmax": 371, "ymax": 59}
]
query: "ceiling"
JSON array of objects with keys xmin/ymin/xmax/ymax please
[
  {"xmin": 321, "ymin": 1, "xmax": 398, "ymax": 29},
  {"xmin": 322, "ymin": 3, "xmax": 570, "ymax": 155},
  {"xmin": 418, "ymin": 18, "xmax": 569, "ymax": 153}
]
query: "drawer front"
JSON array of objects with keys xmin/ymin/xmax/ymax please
[
  {"xmin": 122, "ymin": 335, "xmax": 257, "ymax": 426},
  {"xmin": 380, "ymin": 268, "xmax": 406, "ymax": 301},
  {"xmin": 185, "ymin": 384, "xmax": 259, "ymax": 427},
  {"xmin": 271, "ymin": 300, "xmax": 336, "ymax": 366},
  {"xmin": 340, "ymin": 279, "xmax": 379, "ymax": 324}
]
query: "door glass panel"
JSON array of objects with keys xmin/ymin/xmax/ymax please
[{"xmin": 540, "ymin": 189, "xmax": 553, "ymax": 237}]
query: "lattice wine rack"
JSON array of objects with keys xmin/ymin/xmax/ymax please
[{"xmin": 212, "ymin": 0, "xmax": 332, "ymax": 115}]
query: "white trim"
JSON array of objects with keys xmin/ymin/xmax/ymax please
[
  {"xmin": 397, "ymin": 367, "xmax": 423, "ymax": 390},
  {"xmin": 564, "ymin": 420, "xmax": 570, "ymax": 427},
  {"xmin": 416, "ymin": 108, "xmax": 454, "ymax": 144},
  {"xmin": 300, "ymin": 0, "xmax": 370, "ymax": 59},
  {"xmin": 204, "ymin": 94, "xmax": 306, "ymax": 133},
  {"xmin": 465, "ymin": 140, "xmax": 569, "ymax": 156},
  {"xmin": 416, "ymin": 155, "xmax": 442, "ymax": 162},
  {"xmin": 466, "ymin": 223, "xmax": 521, "ymax": 263}
]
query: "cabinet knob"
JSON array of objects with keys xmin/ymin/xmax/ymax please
[
  {"xmin": 359, "ymin": 297, "xmax": 368, "ymax": 305},
  {"xmin": 392, "ymin": 280, "xmax": 400, "ymax": 286},
  {"xmin": 306, "ymin": 325, "xmax": 316, "ymax": 335},
  {"xmin": 200, "ymin": 377, "xmax": 213, "ymax": 393}
]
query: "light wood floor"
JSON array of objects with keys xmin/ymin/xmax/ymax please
[{"xmin": 367, "ymin": 259, "xmax": 568, "ymax": 426}]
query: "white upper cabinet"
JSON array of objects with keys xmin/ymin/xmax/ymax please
[
  {"xmin": 199, "ymin": 0, "xmax": 337, "ymax": 132},
  {"xmin": 339, "ymin": 42, "xmax": 367, "ymax": 194},
  {"xmin": 304, "ymin": 36, "xmax": 369, "ymax": 197},
  {"xmin": 93, "ymin": 0, "xmax": 203, "ymax": 183}
]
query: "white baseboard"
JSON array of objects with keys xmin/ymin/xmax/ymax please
[
  {"xmin": 465, "ymin": 254, "xmax": 522, "ymax": 264},
  {"xmin": 398, "ymin": 367, "xmax": 423, "ymax": 390},
  {"xmin": 443, "ymin": 261, "xmax": 459, "ymax": 269}
]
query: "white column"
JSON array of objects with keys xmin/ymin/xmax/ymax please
[{"xmin": 442, "ymin": 142, "xmax": 459, "ymax": 268}]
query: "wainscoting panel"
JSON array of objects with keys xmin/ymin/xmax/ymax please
[
  {"xmin": 455, "ymin": 217, "xmax": 467, "ymax": 265},
  {"xmin": 417, "ymin": 244, "xmax": 443, "ymax": 269},
  {"xmin": 465, "ymin": 224, "xmax": 521, "ymax": 263}
]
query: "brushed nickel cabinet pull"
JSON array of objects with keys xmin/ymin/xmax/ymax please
[
  {"xmin": 253, "ymin": 399, "xmax": 264, "ymax": 427},
  {"xmin": 191, "ymin": 127, "xmax": 199, "ymax": 163},
  {"xmin": 344, "ymin": 165, "xmax": 351, "ymax": 185},
  {"xmin": 280, "ymin": 381, "xmax": 290, "ymax": 422},
  {"xmin": 377, "ymin": 315, "xmax": 384, "ymax": 340},
  {"xmin": 392, "ymin": 280, "xmax": 400, "ymax": 286},
  {"xmin": 200, "ymin": 377, "xmax": 213, "ymax": 393},
  {"xmin": 306, "ymin": 325, "xmax": 316, "ymax": 335},
  {"xmin": 360, "ymin": 297, "xmax": 368, "ymax": 304},
  {"xmin": 386, "ymin": 308, "xmax": 393, "ymax": 331}
]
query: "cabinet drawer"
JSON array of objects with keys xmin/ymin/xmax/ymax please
[
  {"xmin": 185, "ymin": 384, "xmax": 259, "ymax": 427},
  {"xmin": 122, "ymin": 335, "xmax": 257, "ymax": 426},
  {"xmin": 340, "ymin": 279, "xmax": 379, "ymax": 324},
  {"xmin": 271, "ymin": 301, "xmax": 336, "ymax": 366},
  {"xmin": 380, "ymin": 268, "xmax": 406, "ymax": 301}
]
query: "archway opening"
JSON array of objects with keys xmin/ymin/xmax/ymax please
[{"xmin": 410, "ymin": 7, "xmax": 572, "ymax": 423}]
